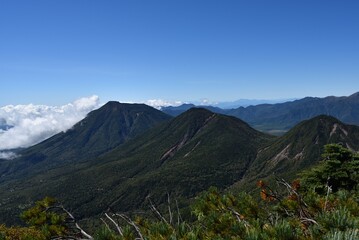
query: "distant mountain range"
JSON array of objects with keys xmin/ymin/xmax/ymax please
[
  {"xmin": 162, "ymin": 92, "xmax": 359, "ymax": 135},
  {"xmin": 212, "ymin": 98, "xmax": 297, "ymax": 109},
  {"xmin": 1, "ymin": 96, "xmax": 359, "ymax": 225}
]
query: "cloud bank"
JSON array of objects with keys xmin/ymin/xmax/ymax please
[
  {"xmin": 0, "ymin": 95, "xmax": 100, "ymax": 151},
  {"xmin": 143, "ymin": 99, "xmax": 220, "ymax": 109},
  {"xmin": 144, "ymin": 99, "xmax": 184, "ymax": 109},
  {"xmin": 0, "ymin": 151, "xmax": 18, "ymax": 160}
]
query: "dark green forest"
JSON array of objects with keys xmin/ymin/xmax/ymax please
[{"xmin": 1, "ymin": 144, "xmax": 358, "ymax": 240}]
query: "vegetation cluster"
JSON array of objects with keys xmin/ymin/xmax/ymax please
[{"xmin": 1, "ymin": 144, "xmax": 358, "ymax": 239}]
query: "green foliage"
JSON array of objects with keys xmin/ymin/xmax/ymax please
[
  {"xmin": 91, "ymin": 145, "xmax": 358, "ymax": 240},
  {"xmin": 2, "ymin": 144, "xmax": 359, "ymax": 240},
  {"xmin": 323, "ymin": 229, "xmax": 359, "ymax": 240},
  {"xmin": 192, "ymin": 187, "xmax": 260, "ymax": 239},
  {"xmin": 0, "ymin": 225, "xmax": 45, "ymax": 240},
  {"xmin": 301, "ymin": 144, "xmax": 359, "ymax": 193},
  {"xmin": 20, "ymin": 197, "xmax": 67, "ymax": 238},
  {"xmin": 94, "ymin": 226, "xmax": 123, "ymax": 240}
]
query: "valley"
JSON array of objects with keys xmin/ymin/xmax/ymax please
[{"xmin": 1, "ymin": 94, "xmax": 359, "ymax": 228}]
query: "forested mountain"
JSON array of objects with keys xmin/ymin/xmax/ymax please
[
  {"xmin": 0, "ymin": 108, "xmax": 272, "ymax": 224},
  {"xmin": 235, "ymin": 115, "xmax": 359, "ymax": 191},
  {"xmin": 0, "ymin": 102, "xmax": 171, "ymax": 181},
  {"xmin": 3, "ymin": 143, "xmax": 359, "ymax": 239},
  {"xmin": 1, "ymin": 101, "xmax": 359, "ymax": 226}
]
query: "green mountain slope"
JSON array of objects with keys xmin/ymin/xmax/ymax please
[
  {"xmin": 0, "ymin": 108, "xmax": 273, "ymax": 224},
  {"xmin": 235, "ymin": 115, "xmax": 359, "ymax": 190},
  {"xmin": 1, "ymin": 107, "xmax": 359, "ymax": 226},
  {"xmin": 0, "ymin": 102, "xmax": 171, "ymax": 181}
]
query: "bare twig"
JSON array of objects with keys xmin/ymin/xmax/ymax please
[
  {"xmin": 47, "ymin": 205, "xmax": 93, "ymax": 239},
  {"xmin": 227, "ymin": 207, "xmax": 250, "ymax": 227},
  {"xmin": 147, "ymin": 197, "xmax": 169, "ymax": 224},
  {"xmin": 105, "ymin": 213, "xmax": 123, "ymax": 236},
  {"xmin": 175, "ymin": 199, "xmax": 182, "ymax": 226},
  {"xmin": 324, "ymin": 177, "xmax": 332, "ymax": 211},
  {"xmin": 116, "ymin": 213, "xmax": 144, "ymax": 240},
  {"xmin": 167, "ymin": 193, "xmax": 173, "ymax": 225},
  {"xmin": 300, "ymin": 218, "xmax": 319, "ymax": 225},
  {"xmin": 61, "ymin": 206, "xmax": 93, "ymax": 239},
  {"xmin": 100, "ymin": 218, "xmax": 110, "ymax": 231},
  {"xmin": 274, "ymin": 177, "xmax": 312, "ymax": 220}
]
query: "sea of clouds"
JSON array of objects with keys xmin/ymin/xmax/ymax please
[{"xmin": 0, "ymin": 95, "xmax": 100, "ymax": 156}]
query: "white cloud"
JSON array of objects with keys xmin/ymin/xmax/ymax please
[
  {"xmin": 0, "ymin": 151, "xmax": 18, "ymax": 160},
  {"xmin": 0, "ymin": 95, "xmax": 100, "ymax": 150},
  {"xmin": 145, "ymin": 99, "xmax": 184, "ymax": 109},
  {"xmin": 142, "ymin": 98, "xmax": 220, "ymax": 109}
]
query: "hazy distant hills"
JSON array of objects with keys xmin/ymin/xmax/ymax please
[
  {"xmin": 214, "ymin": 98, "xmax": 297, "ymax": 109},
  {"xmin": 228, "ymin": 92, "xmax": 359, "ymax": 133},
  {"xmin": 162, "ymin": 92, "xmax": 359, "ymax": 135},
  {"xmin": 1, "ymin": 99, "xmax": 359, "ymax": 225}
]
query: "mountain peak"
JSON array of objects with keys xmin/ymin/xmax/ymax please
[
  {"xmin": 241, "ymin": 114, "xmax": 359, "ymax": 190},
  {"xmin": 310, "ymin": 114, "xmax": 341, "ymax": 123},
  {"xmin": 182, "ymin": 107, "xmax": 214, "ymax": 115},
  {"xmin": 87, "ymin": 102, "xmax": 163, "ymax": 119},
  {"xmin": 9, "ymin": 102, "xmax": 171, "ymax": 179},
  {"xmin": 287, "ymin": 115, "xmax": 345, "ymax": 139},
  {"xmin": 103, "ymin": 100, "xmax": 121, "ymax": 106},
  {"xmin": 100, "ymin": 101, "xmax": 149, "ymax": 110}
]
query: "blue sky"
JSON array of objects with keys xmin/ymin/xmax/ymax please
[{"xmin": 1, "ymin": 0, "xmax": 359, "ymax": 106}]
